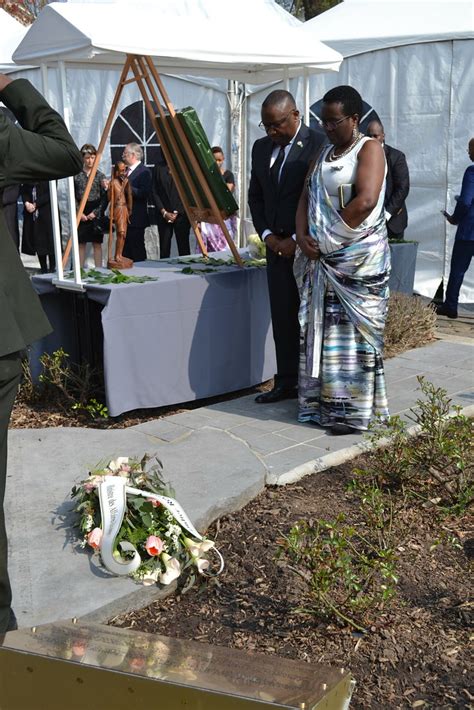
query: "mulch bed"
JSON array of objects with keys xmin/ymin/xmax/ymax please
[{"xmin": 110, "ymin": 458, "xmax": 473, "ymax": 710}]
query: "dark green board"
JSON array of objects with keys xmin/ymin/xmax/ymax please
[{"xmin": 155, "ymin": 107, "xmax": 238, "ymax": 220}]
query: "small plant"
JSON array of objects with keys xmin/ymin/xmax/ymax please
[
  {"xmin": 384, "ymin": 293, "xmax": 437, "ymax": 359},
  {"xmin": 277, "ymin": 515, "xmax": 398, "ymax": 632},
  {"xmin": 19, "ymin": 348, "xmax": 108, "ymax": 420},
  {"xmin": 71, "ymin": 398, "xmax": 109, "ymax": 420}
]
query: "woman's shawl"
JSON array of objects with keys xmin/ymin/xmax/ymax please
[{"xmin": 294, "ymin": 151, "xmax": 390, "ymax": 379}]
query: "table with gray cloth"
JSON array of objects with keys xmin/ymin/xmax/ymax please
[{"xmin": 32, "ymin": 260, "xmax": 276, "ymax": 416}]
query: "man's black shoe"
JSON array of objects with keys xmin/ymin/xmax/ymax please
[
  {"xmin": 436, "ymin": 303, "xmax": 458, "ymax": 319},
  {"xmin": 330, "ymin": 423, "xmax": 356, "ymax": 435},
  {"xmin": 255, "ymin": 386, "xmax": 298, "ymax": 404}
]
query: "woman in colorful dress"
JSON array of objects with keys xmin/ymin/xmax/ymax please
[
  {"xmin": 198, "ymin": 146, "xmax": 237, "ymax": 253},
  {"xmin": 294, "ymin": 85, "xmax": 390, "ymax": 435},
  {"xmin": 74, "ymin": 143, "xmax": 108, "ymax": 267}
]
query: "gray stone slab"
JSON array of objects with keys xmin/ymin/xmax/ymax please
[
  {"xmin": 276, "ymin": 423, "xmax": 327, "ymax": 443},
  {"xmin": 132, "ymin": 419, "xmax": 191, "ymax": 441},
  {"xmin": 399, "ymin": 341, "xmax": 473, "ymax": 362},
  {"xmin": 263, "ymin": 443, "xmax": 327, "ymax": 481},
  {"xmin": 5, "ymin": 427, "xmax": 265, "ymax": 629}
]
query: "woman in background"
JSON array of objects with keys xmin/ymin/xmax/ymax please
[
  {"xmin": 74, "ymin": 143, "xmax": 108, "ymax": 267},
  {"xmin": 198, "ymin": 146, "xmax": 237, "ymax": 253}
]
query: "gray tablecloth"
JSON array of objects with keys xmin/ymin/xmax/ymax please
[{"xmin": 32, "ymin": 260, "xmax": 276, "ymax": 416}]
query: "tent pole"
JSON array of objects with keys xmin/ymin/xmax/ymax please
[
  {"xmin": 62, "ymin": 56, "xmax": 132, "ymax": 267},
  {"xmin": 40, "ymin": 63, "xmax": 68, "ymax": 285},
  {"xmin": 58, "ymin": 60, "xmax": 82, "ymax": 286},
  {"xmin": 303, "ymin": 68, "xmax": 310, "ymax": 127}
]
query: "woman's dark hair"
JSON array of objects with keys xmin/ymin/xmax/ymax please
[
  {"xmin": 211, "ymin": 146, "xmax": 224, "ymax": 155},
  {"xmin": 80, "ymin": 143, "xmax": 97, "ymax": 156},
  {"xmin": 322, "ymin": 86, "xmax": 363, "ymax": 119}
]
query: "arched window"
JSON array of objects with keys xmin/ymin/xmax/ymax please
[{"xmin": 110, "ymin": 99, "xmax": 161, "ymax": 167}]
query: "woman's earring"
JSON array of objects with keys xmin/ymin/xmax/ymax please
[{"xmin": 353, "ymin": 126, "xmax": 359, "ymax": 139}]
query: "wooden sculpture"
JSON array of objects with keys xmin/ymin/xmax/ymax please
[{"xmin": 107, "ymin": 161, "xmax": 134, "ymax": 269}]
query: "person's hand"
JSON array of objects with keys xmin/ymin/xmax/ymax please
[
  {"xmin": 168, "ymin": 211, "xmax": 178, "ymax": 223},
  {"xmin": 0, "ymin": 74, "xmax": 12, "ymax": 92},
  {"xmin": 442, "ymin": 210, "xmax": 455, "ymax": 225},
  {"xmin": 80, "ymin": 214, "xmax": 88, "ymax": 222},
  {"xmin": 277, "ymin": 237, "xmax": 296, "ymax": 258},
  {"xmin": 86, "ymin": 211, "xmax": 96, "ymax": 220},
  {"xmin": 264, "ymin": 234, "xmax": 282, "ymax": 255},
  {"xmin": 297, "ymin": 234, "xmax": 320, "ymax": 261},
  {"xmin": 101, "ymin": 178, "xmax": 110, "ymax": 190},
  {"xmin": 24, "ymin": 201, "xmax": 36, "ymax": 214}
]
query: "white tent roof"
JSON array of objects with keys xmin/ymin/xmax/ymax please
[
  {"xmin": 302, "ymin": 0, "xmax": 474, "ymax": 57},
  {"xmin": 13, "ymin": 0, "xmax": 342, "ymax": 82},
  {"xmin": 0, "ymin": 9, "xmax": 29, "ymax": 71}
]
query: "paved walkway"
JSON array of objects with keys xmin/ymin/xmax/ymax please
[{"xmin": 5, "ymin": 337, "xmax": 473, "ymax": 630}]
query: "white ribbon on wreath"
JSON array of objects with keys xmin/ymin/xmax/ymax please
[{"xmin": 98, "ymin": 476, "xmax": 224, "ymax": 578}]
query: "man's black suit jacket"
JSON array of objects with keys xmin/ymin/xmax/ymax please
[
  {"xmin": 151, "ymin": 164, "xmax": 185, "ymax": 215},
  {"xmin": 384, "ymin": 143, "xmax": 409, "ymax": 236},
  {"xmin": 128, "ymin": 162, "xmax": 151, "ymax": 229},
  {"xmin": 248, "ymin": 123, "xmax": 322, "ymax": 238}
]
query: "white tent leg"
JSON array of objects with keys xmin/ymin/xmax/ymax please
[
  {"xmin": 58, "ymin": 60, "xmax": 83, "ymax": 289},
  {"xmin": 303, "ymin": 68, "xmax": 309, "ymax": 126},
  {"xmin": 41, "ymin": 63, "xmax": 65, "ymax": 282}
]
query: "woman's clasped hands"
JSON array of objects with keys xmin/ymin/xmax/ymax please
[{"xmin": 297, "ymin": 233, "xmax": 320, "ymax": 260}]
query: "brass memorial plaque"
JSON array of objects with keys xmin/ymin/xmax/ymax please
[{"xmin": 0, "ymin": 621, "xmax": 352, "ymax": 709}]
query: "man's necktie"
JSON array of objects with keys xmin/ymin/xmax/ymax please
[{"xmin": 270, "ymin": 145, "xmax": 286, "ymax": 188}]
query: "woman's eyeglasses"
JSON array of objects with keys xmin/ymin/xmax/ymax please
[{"xmin": 321, "ymin": 116, "xmax": 350, "ymax": 130}]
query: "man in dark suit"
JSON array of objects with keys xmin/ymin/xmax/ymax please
[
  {"xmin": 0, "ymin": 74, "xmax": 82, "ymax": 634},
  {"xmin": 437, "ymin": 137, "xmax": 474, "ymax": 318},
  {"xmin": 152, "ymin": 151, "xmax": 190, "ymax": 258},
  {"xmin": 248, "ymin": 90, "xmax": 322, "ymax": 403},
  {"xmin": 122, "ymin": 142, "xmax": 152, "ymax": 262},
  {"xmin": 367, "ymin": 120, "xmax": 409, "ymax": 239}
]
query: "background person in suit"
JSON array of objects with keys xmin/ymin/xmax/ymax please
[
  {"xmin": 121, "ymin": 142, "xmax": 152, "ymax": 262},
  {"xmin": 0, "ymin": 74, "xmax": 82, "ymax": 635},
  {"xmin": 248, "ymin": 90, "xmax": 322, "ymax": 403},
  {"xmin": 21, "ymin": 181, "xmax": 57, "ymax": 273},
  {"xmin": 366, "ymin": 120, "xmax": 409, "ymax": 240},
  {"xmin": 437, "ymin": 138, "xmax": 474, "ymax": 319},
  {"xmin": 152, "ymin": 150, "xmax": 190, "ymax": 259}
]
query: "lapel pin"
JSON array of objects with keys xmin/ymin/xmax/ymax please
[{"xmin": 297, "ymin": 141, "xmax": 303, "ymax": 148}]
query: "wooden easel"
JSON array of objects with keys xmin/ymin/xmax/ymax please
[{"xmin": 63, "ymin": 54, "xmax": 243, "ymax": 267}]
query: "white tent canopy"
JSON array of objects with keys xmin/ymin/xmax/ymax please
[
  {"xmin": 0, "ymin": 9, "xmax": 29, "ymax": 72},
  {"xmin": 13, "ymin": 0, "xmax": 342, "ymax": 82},
  {"xmin": 11, "ymin": 0, "xmax": 342, "ymax": 285},
  {"xmin": 301, "ymin": 0, "xmax": 473, "ymax": 55},
  {"xmin": 297, "ymin": 0, "xmax": 474, "ymax": 303}
]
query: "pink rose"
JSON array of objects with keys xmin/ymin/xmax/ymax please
[
  {"xmin": 145, "ymin": 535, "xmax": 164, "ymax": 556},
  {"xmin": 146, "ymin": 497, "xmax": 161, "ymax": 508},
  {"xmin": 87, "ymin": 527, "xmax": 103, "ymax": 550}
]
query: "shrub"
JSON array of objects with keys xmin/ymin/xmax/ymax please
[{"xmin": 384, "ymin": 293, "xmax": 437, "ymax": 359}]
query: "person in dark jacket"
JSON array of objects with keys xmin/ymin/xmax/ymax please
[
  {"xmin": 121, "ymin": 142, "xmax": 151, "ymax": 262},
  {"xmin": 248, "ymin": 90, "xmax": 322, "ymax": 403},
  {"xmin": 437, "ymin": 138, "xmax": 474, "ymax": 318},
  {"xmin": 20, "ymin": 181, "xmax": 57, "ymax": 273},
  {"xmin": 367, "ymin": 120, "xmax": 409, "ymax": 240},
  {"xmin": 152, "ymin": 150, "xmax": 190, "ymax": 259},
  {"xmin": 0, "ymin": 74, "xmax": 82, "ymax": 635}
]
